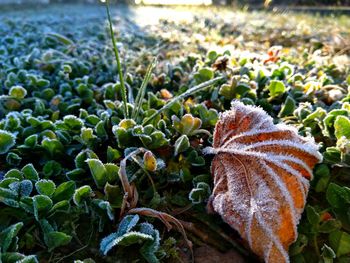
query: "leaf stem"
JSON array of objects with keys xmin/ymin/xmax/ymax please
[
  {"xmin": 105, "ymin": 0, "xmax": 128, "ymax": 118},
  {"xmin": 313, "ymin": 234, "xmax": 320, "ymax": 258}
]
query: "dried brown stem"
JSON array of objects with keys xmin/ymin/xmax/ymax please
[{"xmin": 118, "ymin": 148, "xmax": 148, "ymax": 216}]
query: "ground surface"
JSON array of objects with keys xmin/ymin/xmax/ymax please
[{"xmin": 0, "ymin": 3, "xmax": 350, "ymax": 263}]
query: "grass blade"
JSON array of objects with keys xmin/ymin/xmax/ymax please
[
  {"xmin": 105, "ymin": 0, "xmax": 129, "ymax": 118},
  {"xmin": 132, "ymin": 57, "xmax": 157, "ymax": 120}
]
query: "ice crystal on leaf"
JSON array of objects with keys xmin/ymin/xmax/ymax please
[{"xmin": 207, "ymin": 101, "xmax": 322, "ymax": 263}]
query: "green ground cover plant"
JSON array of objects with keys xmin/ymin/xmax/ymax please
[{"xmin": 0, "ymin": 3, "xmax": 349, "ymax": 263}]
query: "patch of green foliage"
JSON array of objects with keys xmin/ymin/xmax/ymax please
[{"xmin": 0, "ymin": 3, "xmax": 349, "ymax": 263}]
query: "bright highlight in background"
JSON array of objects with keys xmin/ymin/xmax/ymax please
[{"xmin": 135, "ymin": 0, "xmax": 212, "ymax": 5}]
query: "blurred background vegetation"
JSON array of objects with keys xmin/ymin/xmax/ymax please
[{"xmin": 0, "ymin": 0, "xmax": 349, "ymax": 6}]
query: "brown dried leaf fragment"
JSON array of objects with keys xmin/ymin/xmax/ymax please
[{"xmin": 206, "ymin": 101, "xmax": 322, "ymax": 263}]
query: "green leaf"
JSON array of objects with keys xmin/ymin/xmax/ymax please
[
  {"xmin": 118, "ymin": 232, "xmax": 153, "ymax": 246},
  {"xmin": 19, "ymin": 196, "xmax": 34, "ymax": 214},
  {"xmin": 289, "ymin": 234, "xmax": 308, "ymax": 256},
  {"xmin": 323, "ymin": 109, "xmax": 349, "ymax": 137},
  {"xmin": 41, "ymin": 138, "xmax": 64, "ymax": 156},
  {"xmin": 101, "ymin": 231, "xmax": 153, "ymax": 256},
  {"xmin": 85, "ymin": 114, "xmax": 100, "ymax": 125},
  {"xmin": 73, "ymin": 259, "xmax": 95, "ymax": 263},
  {"xmin": 104, "ymin": 163, "xmax": 119, "ymax": 183},
  {"xmin": 100, "ymin": 215, "xmax": 140, "ymax": 255},
  {"xmin": 0, "ymin": 130, "xmax": 16, "ymax": 154},
  {"xmin": 107, "ymin": 146, "xmax": 122, "ymax": 163},
  {"xmin": 278, "ymin": 96, "xmax": 296, "ymax": 117},
  {"xmin": 6, "ymin": 152, "xmax": 22, "ymax": 166},
  {"xmin": 268, "ymin": 80, "xmax": 286, "ymax": 97},
  {"xmin": 235, "ymin": 82, "xmax": 251, "ymax": 98},
  {"xmin": 24, "ymin": 134, "xmax": 38, "ymax": 148},
  {"xmin": 86, "ymin": 159, "xmax": 107, "ymax": 189},
  {"xmin": 52, "ymin": 181, "xmax": 76, "ymax": 203},
  {"xmin": 219, "ymin": 83, "xmax": 235, "ymax": 100},
  {"xmin": 42, "ymin": 161, "xmax": 62, "ymax": 177},
  {"xmin": 187, "ymin": 150, "xmax": 205, "ymax": 166},
  {"xmin": 21, "ymin": 164, "xmax": 39, "ymax": 181},
  {"xmin": 321, "ymin": 244, "xmax": 336, "ymax": 263},
  {"xmin": 172, "ymin": 114, "xmax": 202, "ymax": 136},
  {"xmin": 33, "ymin": 195, "xmax": 53, "ymax": 221},
  {"xmin": 189, "ymin": 182, "xmax": 211, "ymax": 204},
  {"xmin": 303, "ymin": 107, "xmax": 327, "ymax": 128},
  {"xmin": 207, "ymin": 50, "xmax": 218, "ymax": 61},
  {"xmin": 194, "ymin": 67, "xmax": 214, "ymax": 84},
  {"xmin": 9, "ymin": 85, "xmax": 27, "ymax": 99},
  {"xmin": 140, "ymin": 130, "xmax": 169, "ymax": 149},
  {"xmin": 0, "ymin": 252, "xmax": 38, "ymax": 263},
  {"xmin": 49, "ymin": 200, "xmax": 70, "ymax": 214},
  {"xmin": 73, "ymin": 185, "xmax": 93, "ymax": 206},
  {"xmin": 324, "ymin": 147, "xmax": 341, "ymax": 164},
  {"xmin": 319, "ymin": 219, "xmax": 342, "ymax": 233},
  {"xmin": 326, "ymin": 183, "xmax": 350, "ymax": 208},
  {"xmin": 139, "ymin": 223, "xmax": 160, "ymax": 263},
  {"xmin": 66, "ymin": 168, "xmax": 86, "ymax": 181},
  {"xmin": 334, "ymin": 116, "xmax": 350, "ymax": 140},
  {"xmin": 75, "ymin": 149, "xmax": 98, "ymax": 169},
  {"xmin": 306, "ymin": 205, "xmax": 320, "ymax": 225},
  {"xmin": 95, "ymin": 120, "xmax": 108, "ymax": 139},
  {"xmin": 39, "ymin": 219, "xmax": 54, "ymax": 234},
  {"xmin": 179, "ymin": 167, "xmax": 192, "ymax": 183},
  {"xmin": 35, "ymin": 180, "xmax": 56, "ymax": 197},
  {"xmin": 45, "ymin": 231, "xmax": 72, "ymax": 252},
  {"xmin": 329, "ymin": 230, "xmax": 350, "ymax": 257},
  {"xmin": 104, "ymin": 183, "xmax": 123, "ymax": 208},
  {"xmin": 93, "ymin": 199, "xmax": 114, "ymax": 221},
  {"xmin": 174, "ymin": 135, "xmax": 190, "ymax": 156},
  {"xmin": 81, "ymin": 127, "xmax": 97, "ymax": 145},
  {"xmin": 0, "ymin": 178, "xmax": 18, "ymax": 188},
  {"xmin": 0, "ymin": 222, "xmax": 23, "ymax": 252},
  {"xmin": 4, "ymin": 113, "xmax": 21, "ymax": 130},
  {"xmin": 0, "ymin": 187, "xmax": 18, "ymax": 206},
  {"xmin": 4, "ymin": 169, "xmax": 23, "ymax": 180},
  {"xmin": 314, "ymin": 164, "xmax": 330, "ymax": 193},
  {"xmin": 36, "ymin": 79, "xmax": 50, "ymax": 88},
  {"xmin": 118, "ymin": 214, "xmax": 140, "ymax": 235}
]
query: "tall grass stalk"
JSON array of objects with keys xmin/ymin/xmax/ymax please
[{"xmin": 105, "ymin": 0, "xmax": 129, "ymax": 118}]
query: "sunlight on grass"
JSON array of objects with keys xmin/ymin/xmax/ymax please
[{"xmin": 134, "ymin": 0, "xmax": 212, "ymax": 5}]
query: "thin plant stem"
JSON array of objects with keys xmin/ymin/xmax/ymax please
[
  {"xmin": 105, "ymin": 0, "xmax": 129, "ymax": 118},
  {"xmin": 313, "ymin": 234, "xmax": 320, "ymax": 258},
  {"xmin": 142, "ymin": 76, "xmax": 225, "ymax": 125},
  {"xmin": 55, "ymin": 226, "xmax": 94, "ymax": 263}
]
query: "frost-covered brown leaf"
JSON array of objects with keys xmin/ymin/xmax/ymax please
[{"xmin": 206, "ymin": 101, "xmax": 322, "ymax": 263}]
